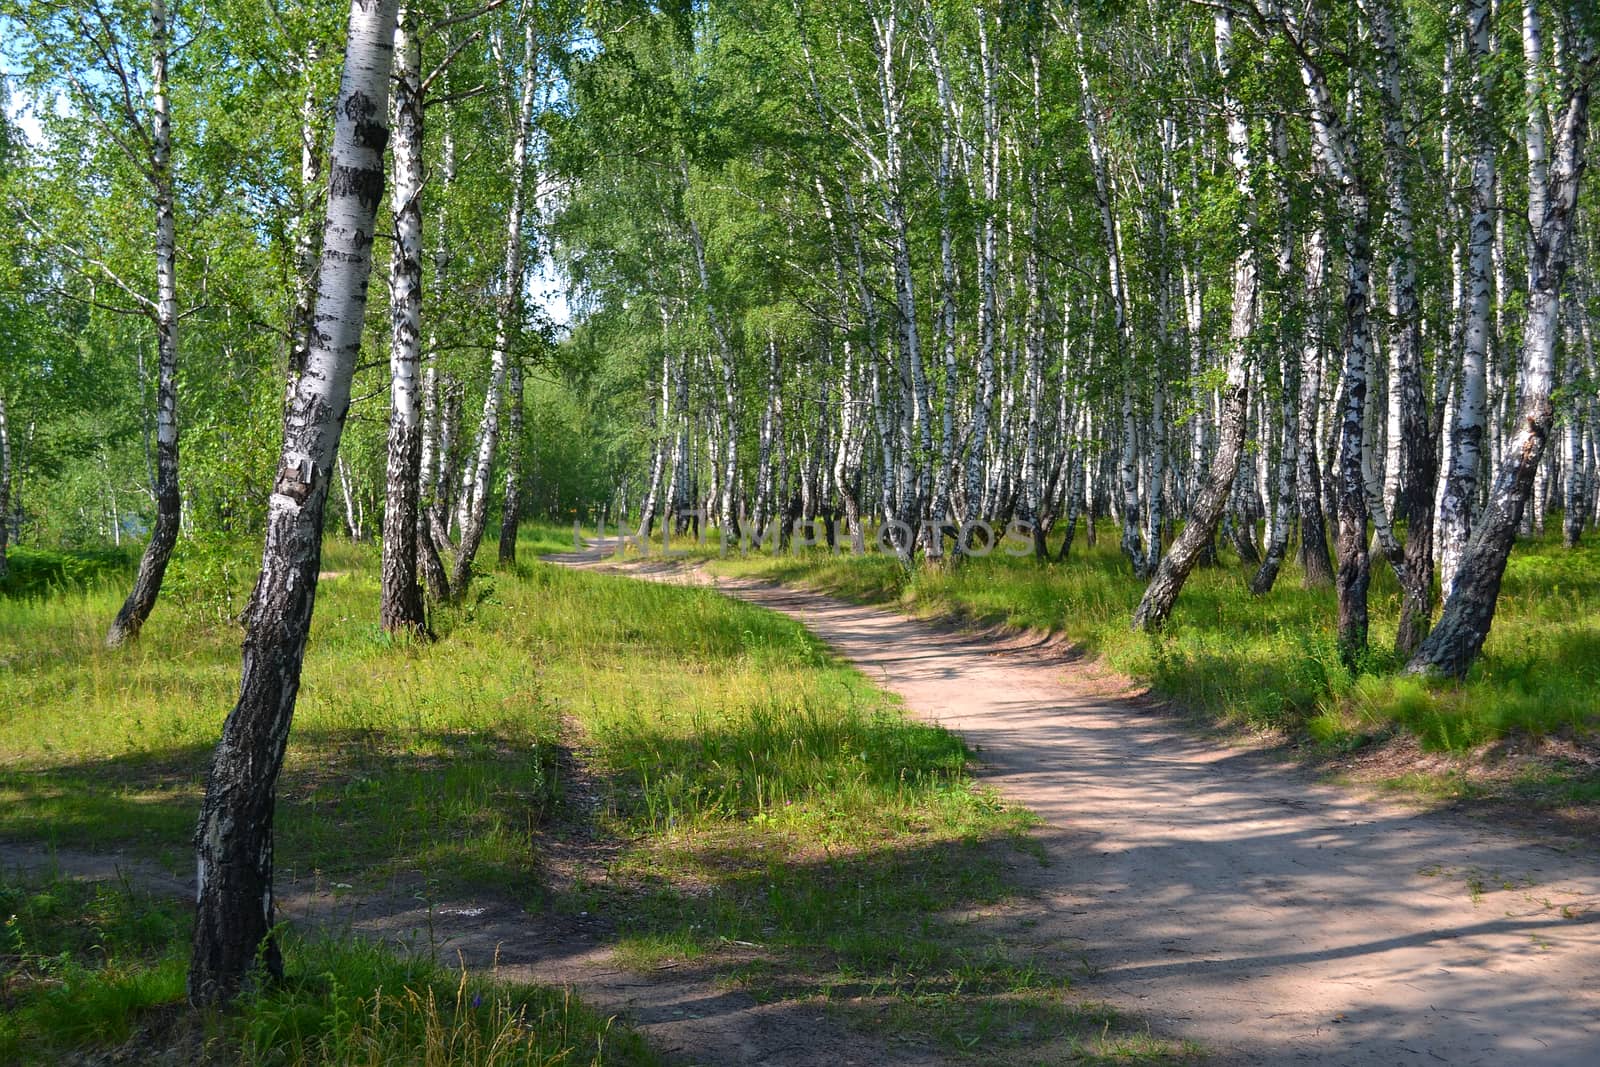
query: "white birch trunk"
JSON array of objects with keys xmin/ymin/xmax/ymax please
[
  {"xmin": 1439, "ymin": 0, "xmax": 1497, "ymax": 601},
  {"xmin": 190, "ymin": 0, "xmax": 401, "ymax": 1004},
  {"xmin": 287, "ymin": 40, "xmax": 322, "ymax": 397},
  {"xmin": 0, "ymin": 388, "xmax": 9, "ymax": 580},
  {"xmin": 964, "ymin": 3, "xmax": 1001, "ymax": 525},
  {"xmin": 1370, "ymin": 0, "xmax": 1437, "ymax": 654},
  {"xmin": 1072, "ymin": 15, "xmax": 1146, "ymax": 575},
  {"xmin": 1284, "ymin": 5, "xmax": 1377, "ymax": 662},
  {"xmin": 107, "ymin": 0, "xmax": 180, "ymax": 647},
  {"xmin": 453, "ymin": 17, "xmax": 537, "ymax": 591},
  {"xmin": 1133, "ymin": 7, "xmax": 1256, "ymax": 629},
  {"xmin": 497, "ymin": 360, "xmax": 524, "ymax": 563},
  {"xmin": 1410, "ymin": 18, "xmax": 1594, "ymax": 677},
  {"xmin": 380, "ymin": 7, "xmax": 426, "ymax": 633},
  {"xmin": 870, "ymin": 3, "xmax": 931, "ymax": 536}
]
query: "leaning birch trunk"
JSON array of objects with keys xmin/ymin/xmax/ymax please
[
  {"xmin": 453, "ymin": 18, "xmax": 536, "ymax": 592},
  {"xmin": 190, "ymin": 0, "xmax": 399, "ymax": 1005},
  {"xmin": 1132, "ymin": 7, "xmax": 1255, "ymax": 631},
  {"xmin": 1409, "ymin": 19, "xmax": 1594, "ymax": 678},
  {"xmin": 107, "ymin": 0, "xmax": 179, "ymax": 648},
  {"xmin": 497, "ymin": 361, "xmax": 524, "ymax": 564},
  {"xmin": 379, "ymin": 7, "xmax": 426, "ymax": 635},
  {"xmin": 1437, "ymin": 0, "xmax": 1495, "ymax": 601}
]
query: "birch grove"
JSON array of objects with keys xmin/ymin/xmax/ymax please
[
  {"xmin": 4, "ymin": 0, "xmax": 1600, "ymax": 1002},
  {"xmin": 553, "ymin": 0, "xmax": 1598, "ymax": 680},
  {"xmin": 6, "ymin": 0, "xmax": 1593, "ymax": 671}
]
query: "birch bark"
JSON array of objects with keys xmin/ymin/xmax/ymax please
[
  {"xmin": 1071, "ymin": 15, "xmax": 1146, "ymax": 575},
  {"xmin": 1273, "ymin": 2, "xmax": 1378, "ymax": 663},
  {"xmin": 380, "ymin": 6, "xmax": 426, "ymax": 634},
  {"xmin": 1369, "ymin": 0, "xmax": 1436, "ymax": 655},
  {"xmin": 190, "ymin": 0, "xmax": 400, "ymax": 1004},
  {"xmin": 453, "ymin": 17, "xmax": 537, "ymax": 591},
  {"xmin": 1132, "ymin": 7, "xmax": 1256, "ymax": 630},
  {"xmin": 497, "ymin": 360, "xmax": 524, "ymax": 563},
  {"xmin": 107, "ymin": 0, "xmax": 180, "ymax": 647},
  {"xmin": 965, "ymin": 3, "xmax": 1000, "ymax": 525},
  {"xmin": 1439, "ymin": 0, "xmax": 1495, "ymax": 600},
  {"xmin": 1409, "ymin": 19, "xmax": 1594, "ymax": 678},
  {"xmin": 0, "ymin": 388, "xmax": 9, "ymax": 580}
]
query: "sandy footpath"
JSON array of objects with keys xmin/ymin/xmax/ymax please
[{"xmin": 549, "ymin": 544, "xmax": 1600, "ymax": 1064}]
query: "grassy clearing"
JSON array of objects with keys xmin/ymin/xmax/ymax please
[
  {"xmin": 679, "ymin": 521, "xmax": 1600, "ymax": 798},
  {"xmin": 1, "ymin": 523, "xmax": 1184, "ymax": 1062}
]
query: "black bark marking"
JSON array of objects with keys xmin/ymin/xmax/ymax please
[{"xmin": 329, "ymin": 162, "xmax": 386, "ymax": 212}]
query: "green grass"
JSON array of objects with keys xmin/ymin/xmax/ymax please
[
  {"xmin": 0, "ymin": 545, "xmax": 135, "ymax": 600},
  {"xmin": 0, "ymin": 523, "xmax": 1185, "ymax": 1062},
  {"xmin": 0, "ymin": 870, "xmax": 655, "ymax": 1065},
  {"xmin": 690, "ymin": 520, "xmax": 1600, "ymax": 764}
]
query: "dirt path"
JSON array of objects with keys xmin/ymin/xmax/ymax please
[{"xmin": 547, "ymin": 544, "xmax": 1600, "ymax": 1065}]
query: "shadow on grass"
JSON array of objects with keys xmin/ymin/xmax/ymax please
[
  {"xmin": 0, "ymin": 721, "xmax": 1185, "ymax": 1061},
  {"xmin": 0, "ymin": 728, "xmax": 565, "ymax": 900},
  {"xmin": 0, "ymin": 869, "xmax": 659, "ymax": 1067}
]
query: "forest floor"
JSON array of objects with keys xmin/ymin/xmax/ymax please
[
  {"xmin": 549, "ymin": 538, "xmax": 1600, "ymax": 1064},
  {"xmin": 7, "ymin": 526, "xmax": 1598, "ymax": 1064},
  {"xmin": 2, "ymin": 530, "xmax": 1175, "ymax": 1065}
]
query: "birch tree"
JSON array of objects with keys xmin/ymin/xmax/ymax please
[
  {"xmin": 190, "ymin": 0, "xmax": 402, "ymax": 1004},
  {"xmin": 0, "ymin": 388, "xmax": 9, "ymax": 581},
  {"xmin": 1132, "ymin": 6, "xmax": 1257, "ymax": 630},
  {"xmin": 1409, "ymin": 11, "xmax": 1595, "ymax": 678},
  {"xmin": 7, "ymin": 0, "xmax": 185, "ymax": 644},
  {"xmin": 380, "ymin": 4, "xmax": 427, "ymax": 634},
  {"xmin": 452, "ymin": 12, "xmax": 538, "ymax": 592}
]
